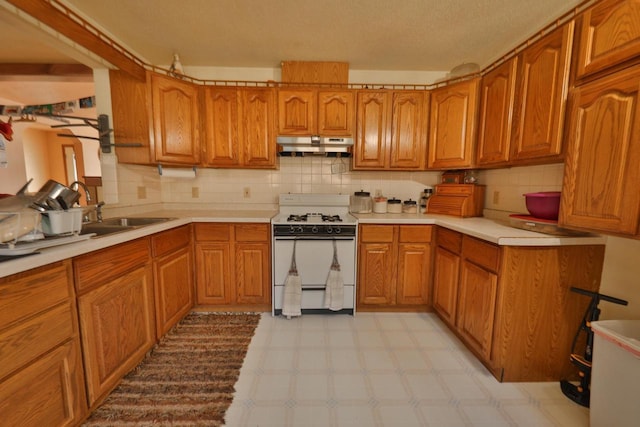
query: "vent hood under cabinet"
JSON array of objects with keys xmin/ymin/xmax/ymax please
[{"xmin": 277, "ymin": 136, "xmax": 353, "ymax": 157}]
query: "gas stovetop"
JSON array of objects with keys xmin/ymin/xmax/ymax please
[
  {"xmin": 271, "ymin": 194, "xmax": 356, "ymax": 225},
  {"xmin": 272, "ymin": 194, "xmax": 357, "ymax": 236}
]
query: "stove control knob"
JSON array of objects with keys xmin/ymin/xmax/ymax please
[
  {"xmin": 289, "ymin": 225, "xmax": 296, "ymax": 234},
  {"xmin": 296, "ymin": 226, "xmax": 304, "ymax": 234},
  {"xmin": 334, "ymin": 226, "xmax": 342, "ymax": 234},
  {"xmin": 326, "ymin": 226, "xmax": 333, "ymax": 234},
  {"xmin": 311, "ymin": 225, "xmax": 319, "ymax": 234}
]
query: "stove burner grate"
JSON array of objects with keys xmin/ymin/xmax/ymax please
[{"xmin": 286, "ymin": 213, "xmax": 344, "ymax": 223}]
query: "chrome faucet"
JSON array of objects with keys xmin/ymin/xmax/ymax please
[
  {"xmin": 70, "ymin": 181, "xmax": 92, "ymax": 204},
  {"xmin": 95, "ymin": 201, "xmax": 105, "ymax": 222}
]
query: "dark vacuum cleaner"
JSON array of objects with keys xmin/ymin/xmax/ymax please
[{"xmin": 560, "ymin": 286, "xmax": 628, "ymax": 407}]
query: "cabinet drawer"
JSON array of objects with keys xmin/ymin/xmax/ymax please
[
  {"xmin": 194, "ymin": 223, "xmax": 231, "ymax": 241},
  {"xmin": 0, "ymin": 302, "xmax": 75, "ymax": 380},
  {"xmin": 235, "ymin": 223, "xmax": 269, "ymax": 242},
  {"xmin": 360, "ymin": 225, "xmax": 395, "ymax": 242},
  {"xmin": 462, "ymin": 236, "xmax": 500, "ymax": 272},
  {"xmin": 399, "ymin": 225, "xmax": 432, "ymax": 243},
  {"xmin": 437, "ymin": 227, "xmax": 462, "ymax": 253},
  {"xmin": 152, "ymin": 225, "xmax": 191, "ymax": 257},
  {"xmin": 74, "ymin": 238, "xmax": 151, "ymax": 294},
  {"xmin": 0, "ymin": 261, "xmax": 72, "ymax": 330}
]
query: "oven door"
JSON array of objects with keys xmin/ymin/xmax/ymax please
[{"xmin": 272, "ymin": 236, "xmax": 356, "ymax": 314}]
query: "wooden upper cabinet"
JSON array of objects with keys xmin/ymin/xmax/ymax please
[
  {"xmin": 389, "ymin": 91, "xmax": 429, "ymax": 169},
  {"xmin": 354, "ymin": 91, "xmax": 390, "ymax": 169},
  {"xmin": 354, "ymin": 90, "xmax": 428, "ymax": 170},
  {"xmin": 510, "ymin": 23, "xmax": 574, "ymax": 163},
  {"xmin": 151, "ymin": 73, "xmax": 201, "ymax": 165},
  {"xmin": 317, "ymin": 90, "xmax": 355, "ymax": 136},
  {"xmin": 239, "ymin": 87, "xmax": 277, "ymax": 168},
  {"xmin": 576, "ymin": 0, "xmax": 640, "ymax": 79},
  {"xmin": 428, "ymin": 78, "xmax": 480, "ymax": 169},
  {"xmin": 278, "ymin": 89, "xmax": 316, "ymax": 135},
  {"xmin": 204, "ymin": 87, "xmax": 276, "ymax": 168},
  {"xmin": 110, "ymin": 69, "xmax": 153, "ymax": 165},
  {"xmin": 203, "ymin": 87, "xmax": 240, "ymax": 167},
  {"xmin": 278, "ymin": 88, "xmax": 354, "ymax": 136},
  {"xmin": 476, "ymin": 58, "xmax": 518, "ymax": 166},
  {"xmin": 560, "ymin": 65, "xmax": 640, "ymax": 236}
]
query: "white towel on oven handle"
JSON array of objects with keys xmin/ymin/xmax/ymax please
[
  {"xmin": 324, "ymin": 239, "xmax": 344, "ymax": 311},
  {"xmin": 282, "ymin": 239, "xmax": 302, "ymax": 318}
]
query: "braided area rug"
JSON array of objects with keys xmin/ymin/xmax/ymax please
[{"xmin": 83, "ymin": 312, "xmax": 261, "ymax": 426}]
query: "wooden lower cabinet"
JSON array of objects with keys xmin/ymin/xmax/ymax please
[
  {"xmin": 0, "ymin": 261, "xmax": 87, "ymax": 427},
  {"xmin": 195, "ymin": 223, "xmax": 271, "ymax": 310},
  {"xmin": 152, "ymin": 225, "xmax": 194, "ymax": 337},
  {"xmin": 432, "ymin": 228, "xmax": 463, "ymax": 325},
  {"xmin": 358, "ymin": 224, "xmax": 432, "ymax": 310},
  {"xmin": 432, "ymin": 227, "xmax": 606, "ymax": 382},
  {"xmin": 74, "ymin": 239, "xmax": 156, "ymax": 407}
]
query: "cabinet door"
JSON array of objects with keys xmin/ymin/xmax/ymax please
[
  {"xmin": 358, "ymin": 242, "xmax": 396, "ymax": 305},
  {"xmin": 195, "ymin": 243, "xmax": 232, "ymax": 305},
  {"xmin": 389, "ymin": 91, "xmax": 428, "ymax": 169},
  {"xmin": 353, "ymin": 91, "xmax": 390, "ymax": 169},
  {"xmin": 510, "ymin": 23, "xmax": 573, "ymax": 162},
  {"xmin": 203, "ymin": 87, "xmax": 240, "ymax": 166},
  {"xmin": 457, "ymin": 260, "xmax": 498, "ymax": 360},
  {"xmin": 317, "ymin": 90, "xmax": 355, "ymax": 136},
  {"xmin": 110, "ymin": 69, "xmax": 153, "ymax": 165},
  {"xmin": 560, "ymin": 66, "xmax": 640, "ymax": 235},
  {"xmin": 235, "ymin": 242, "xmax": 270, "ymax": 305},
  {"xmin": 477, "ymin": 58, "xmax": 518, "ymax": 166},
  {"xmin": 396, "ymin": 243, "xmax": 431, "ymax": 305},
  {"xmin": 0, "ymin": 340, "xmax": 86, "ymax": 427},
  {"xmin": 428, "ymin": 78, "xmax": 480, "ymax": 169},
  {"xmin": 154, "ymin": 246, "xmax": 194, "ymax": 337},
  {"xmin": 78, "ymin": 265, "xmax": 156, "ymax": 406},
  {"xmin": 151, "ymin": 73, "xmax": 201, "ymax": 164},
  {"xmin": 239, "ymin": 88, "xmax": 277, "ymax": 168},
  {"xmin": 432, "ymin": 246, "xmax": 460, "ymax": 325},
  {"xmin": 278, "ymin": 89, "xmax": 316, "ymax": 135},
  {"xmin": 576, "ymin": 0, "xmax": 640, "ymax": 79}
]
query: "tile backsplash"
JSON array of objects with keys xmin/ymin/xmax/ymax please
[{"xmin": 110, "ymin": 158, "xmax": 565, "ymax": 215}]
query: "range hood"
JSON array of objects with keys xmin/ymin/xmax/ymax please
[{"xmin": 277, "ymin": 136, "xmax": 353, "ymax": 157}]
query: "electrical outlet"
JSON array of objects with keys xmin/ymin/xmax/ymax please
[
  {"xmin": 192, "ymin": 187, "xmax": 199, "ymax": 198},
  {"xmin": 493, "ymin": 190, "xmax": 500, "ymax": 205},
  {"xmin": 137, "ymin": 186, "xmax": 147, "ymax": 199},
  {"xmin": 243, "ymin": 187, "xmax": 251, "ymax": 198}
]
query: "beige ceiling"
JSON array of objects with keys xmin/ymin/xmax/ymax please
[{"xmin": 62, "ymin": 0, "xmax": 583, "ymax": 71}]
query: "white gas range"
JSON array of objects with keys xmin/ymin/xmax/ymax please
[{"xmin": 271, "ymin": 194, "xmax": 357, "ymax": 316}]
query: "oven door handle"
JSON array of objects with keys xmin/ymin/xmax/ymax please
[{"xmin": 274, "ymin": 236, "xmax": 355, "ymax": 241}]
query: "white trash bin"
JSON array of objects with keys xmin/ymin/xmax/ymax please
[{"xmin": 590, "ymin": 320, "xmax": 640, "ymax": 427}]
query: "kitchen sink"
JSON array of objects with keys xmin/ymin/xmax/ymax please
[{"xmin": 80, "ymin": 217, "xmax": 174, "ymax": 237}]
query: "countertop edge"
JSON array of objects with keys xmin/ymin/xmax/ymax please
[{"xmin": 2, "ymin": 210, "xmax": 606, "ymax": 279}]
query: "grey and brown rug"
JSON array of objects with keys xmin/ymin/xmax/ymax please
[{"xmin": 83, "ymin": 312, "xmax": 261, "ymax": 426}]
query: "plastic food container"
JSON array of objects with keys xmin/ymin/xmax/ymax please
[
  {"xmin": 40, "ymin": 208, "xmax": 84, "ymax": 236},
  {"xmin": 387, "ymin": 198, "xmax": 402, "ymax": 213},
  {"xmin": 523, "ymin": 191, "xmax": 561, "ymax": 220},
  {"xmin": 590, "ymin": 320, "xmax": 640, "ymax": 427}
]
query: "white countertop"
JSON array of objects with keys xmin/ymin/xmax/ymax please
[
  {"xmin": 354, "ymin": 212, "xmax": 607, "ymax": 246},
  {"xmin": 1, "ymin": 209, "xmax": 605, "ymax": 279}
]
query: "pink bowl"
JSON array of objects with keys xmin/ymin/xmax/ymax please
[{"xmin": 524, "ymin": 191, "xmax": 561, "ymax": 220}]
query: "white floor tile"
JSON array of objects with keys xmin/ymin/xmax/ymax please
[{"xmin": 225, "ymin": 313, "xmax": 589, "ymax": 427}]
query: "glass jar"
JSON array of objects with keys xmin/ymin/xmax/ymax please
[
  {"xmin": 387, "ymin": 198, "xmax": 402, "ymax": 213},
  {"xmin": 402, "ymin": 199, "xmax": 418, "ymax": 214},
  {"xmin": 419, "ymin": 187, "xmax": 433, "ymax": 213}
]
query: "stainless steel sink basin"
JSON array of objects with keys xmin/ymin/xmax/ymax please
[
  {"xmin": 98, "ymin": 217, "xmax": 173, "ymax": 227},
  {"xmin": 80, "ymin": 217, "xmax": 174, "ymax": 237}
]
